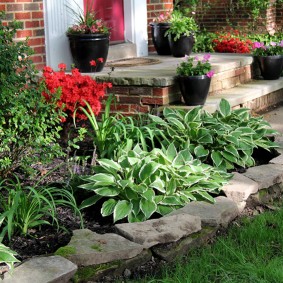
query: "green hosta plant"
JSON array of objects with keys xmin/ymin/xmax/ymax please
[
  {"xmin": 79, "ymin": 144, "xmax": 231, "ymax": 223},
  {"xmin": 149, "ymin": 99, "xmax": 278, "ymax": 171}
]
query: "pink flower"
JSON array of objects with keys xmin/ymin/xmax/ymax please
[
  {"xmin": 206, "ymin": 70, "xmax": 215, "ymax": 78},
  {"xmin": 97, "ymin": 57, "xmax": 104, "ymax": 63},
  {"xmin": 280, "ymin": 40, "xmax": 283, "ymax": 47},
  {"xmin": 203, "ymin": 54, "xmax": 211, "ymax": 61},
  {"xmin": 270, "ymin": 42, "xmax": 277, "ymax": 47}
]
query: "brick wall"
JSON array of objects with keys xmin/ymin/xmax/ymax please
[
  {"xmin": 276, "ymin": 2, "xmax": 283, "ymax": 32},
  {"xmin": 147, "ymin": 0, "xmax": 174, "ymax": 53},
  {"xmin": 1, "ymin": 0, "xmax": 45, "ymax": 69}
]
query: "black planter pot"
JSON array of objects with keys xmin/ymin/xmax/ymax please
[
  {"xmin": 169, "ymin": 34, "xmax": 195, "ymax": 57},
  {"xmin": 178, "ymin": 75, "xmax": 211, "ymax": 106},
  {"xmin": 256, "ymin": 55, "xmax": 283, "ymax": 80},
  {"xmin": 150, "ymin": 23, "xmax": 171, "ymax": 55},
  {"xmin": 67, "ymin": 33, "xmax": 110, "ymax": 72}
]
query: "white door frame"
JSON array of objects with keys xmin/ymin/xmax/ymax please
[{"xmin": 44, "ymin": 0, "xmax": 148, "ymax": 69}]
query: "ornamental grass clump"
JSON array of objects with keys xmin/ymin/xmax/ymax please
[{"xmin": 176, "ymin": 54, "xmax": 214, "ymax": 78}]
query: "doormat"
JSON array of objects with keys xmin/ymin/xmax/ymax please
[{"xmin": 106, "ymin": 57, "xmax": 161, "ymax": 68}]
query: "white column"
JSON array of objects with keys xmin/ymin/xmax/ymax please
[{"xmin": 124, "ymin": 0, "xmax": 148, "ymax": 57}]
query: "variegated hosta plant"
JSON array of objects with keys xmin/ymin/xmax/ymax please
[
  {"xmin": 79, "ymin": 144, "xmax": 231, "ymax": 223},
  {"xmin": 149, "ymin": 99, "xmax": 279, "ymax": 171},
  {"xmin": 0, "ymin": 243, "xmax": 19, "ymax": 273}
]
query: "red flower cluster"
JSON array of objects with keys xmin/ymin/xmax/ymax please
[
  {"xmin": 42, "ymin": 63, "xmax": 112, "ymax": 121},
  {"xmin": 213, "ymin": 30, "xmax": 252, "ymax": 54}
]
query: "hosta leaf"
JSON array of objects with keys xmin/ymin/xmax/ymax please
[
  {"xmin": 224, "ymin": 135, "xmax": 239, "ymax": 146},
  {"xmin": 197, "ymin": 191, "xmax": 215, "ymax": 203},
  {"xmin": 88, "ymin": 173, "xmax": 115, "ymax": 183},
  {"xmin": 197, "ymin": 129, "xmax": 213, "ymax": 144},
  {"xmin": 224, "ymin": 145, "xmax": 239, "ymax": 157},
  {"xmin": 142, "ymin": 188, "xmax": 155, "ymax": 201},
  {"xmin": 222, "ymin": 151, "xmax": 238, "ymax": 163},
  {"xmin": 211, "ymin": 151, "xmax": 223, "ymax": 167},
  {"xmin": 98, "ymin": 159, "xmax": 122, "ymax": 171},
  {"xmin": 113, "ymin": 200, "xmax": 132, "ymax": 222},
  {"xmin": 159, "ymin": 196, "xmax": 182, "ymax": 206},
  {"xmin": 139, "ymin": 162, "xmax": 159, "ymax": 180},
  {"xmin": 150, "ymin": 178, "xmax": 166, "ymax": 193},
  {"xmin": 79, "ymin": 195, "xmax": 103, "ymax": 209},
  {"xmin": 237, "ymin": 127, "xmax": 255, "ymax": 135},
  {"xmin": 148, "ymin": 114, "xmax": 166, "ymax": 125},
  {"xmin": 184, "ymin": 107, "xmax": 202, "ymax": 122},
  {"xmin": 194, "ymin": 145, "xmax": 209, "ymax": 158},
  {"xmin": 140, "ymin": 198, "xmax": 157, "ymax": 219},
  {"xmin": 101, "ymin": 199, "xmax": 117, "ymax": 217},
  {"xmin": 128, "ymin": 211, "xmax": 146, "ymax": 223},
  {"xmin": 156, "ymin": 205, "xmax": 175, "ymax": 216},
  {"xmin": 219, "ymin": 99, "xmax": 231, "ymax": 117},
  {"xmin": 166, "ymin": 117, "xmax": 186, "ymax": 130},
  {"xmin": 125, "ymin": 187, "xmax": 139, "ymax": 200},
  {"xmin": 131, "ymin": 199, "xmax": 141, "ymax": 216},
  {"xmin": 179, "ymin": 148, "xmax": 193, "ymax": 162},
  {"xmin": 166, "ymin": 143, "xmax": 178, "ymax": 162},
  {"xmin": 166, "ymin": 179, "xmax": 177, "ymax": 195},
  {"xmin": 94, "ymin": 187, "xmax": 120, "ymax": 197}
]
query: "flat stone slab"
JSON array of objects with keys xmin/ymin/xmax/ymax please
[
  {"xmin": 269, "ymin": 154, "xmax": 283, "ymax": 165},
  {"xmin": 58, "ymin": 229, "xmax": 144, "ymax": 266},
  {"xmin": 222, "ymin": 172, "xmax": 258, "ymax": 204},
  {"xmin": 2, "ymin": 256, "xmax": 77, "ymax": 283},
  {"xmin": 243, "ymin": 163, "xmax": 283, "ymax": 190},
  {"xmin": 167, "ymin": 196, "xmax": 239, "ymax": 227},
  {"xmin": 115, "ymin": 214, "xmax": 201, "ymax": 248}
]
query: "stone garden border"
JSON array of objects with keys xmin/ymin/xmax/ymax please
[{"xmin": 2, "ymin": 136, "xmax": 283, "ymax": 283}]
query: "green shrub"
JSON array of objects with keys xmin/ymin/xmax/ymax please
[
  {"xmin": 0, "ymin": 11, "xmax": 64, "ymax": 177},
  {"xmin": 79, "ymin": 144, "xmax": 231, "ymax": 223},
  {"xmin": 149, "ymin": 99, "xmax": 278, "ymax": 171},
  {"xmin": 0, "ymin": 242, "xmax": 19, "ymax": 272}
]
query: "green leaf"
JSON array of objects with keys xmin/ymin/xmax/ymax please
[
  {"xmin": 211, "ymin": 151, "xmax": 223, "ymax": 167},
  {"xmin": 94, "ymin": 187, "xmax": 120, "ymax": 197},
  {"xmin": 166, "ymin": 143, "xmax": 178, "ymax": 162},
  {"xmin": 194, "ymin": 145, "xmax": 209, "ymax": 158},
  {"xmin": 219, "ymin": 99, "xmax": 231, "ymax": 117},
  {"xmin": 79, "ymin": 195, "xmax": 103, "ymax": 210},
  {"xmin": 224, "ymin": 145, "xmax": 239, "ymax": 158},
  {"xmin": 98, "ymin": 159, "xmax": 122, "ymax": 171},
  {"xmin": 197, "ymin": 191, "xmax": 215, "ymax": 203},
  {"xmin": 156, "ymin": 205, "xmax": 175, "ymax": 216},
  {"xmin": 101, "ymin": 199, "xmax": 117, "ymax": 217},
  {"xmin": 113, "ymin": 200, "xmax": 132, "ymax": 222},
  {"xmin": 150, "ymin": 178, "xmax": 166, "ymax": 193},
  {"xmin": 88, "ymin": 173, "xmax": 115, "ymax": 183},
  {"xmin": 139, "ymin": 162, "xmax": 159, "ymax": 180},
  {"xmin": 159, "ymin": 196, "xmax": 182, "ymax": 206},
  {"xmin": 166, "ymin": 117, "xmax": 186, "ymax": 130},
  {"xmin": 140, "ymin": 198, "xmax": 157, "ymax": 219}
]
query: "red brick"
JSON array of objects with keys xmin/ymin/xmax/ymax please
[
  {"xmin": 28, "ymin": 37, "xmax": 44, "ymax": 46},
  {"xmin": 15, "ymin": 12, "xmax": 31, "ymax": 20},
  {"xmin": 129, "ymin": 87, "xmax": 152, "ymax": 95},
  {"xmin": 32, "ymin": 11, "xmax": 43, "ymax": 19},
  {"xmin": 25, "ymin": 20, "xmax": 40, "ymax": 28},
  {"xmin": 30, "ymin": 54, "xmax": 44, "ymax": 63},
  {"xmin": 118, "ymin": 95, "xmax": 141, "ymax": 104},
  {"xmin": 111, "ymin": 86, "xmax": 130, "ymax": 95},
  {"xmin": 141, "ymin": 96, "xmax": 164, "ymax": 105},
  {"xmin": 33, "ymin": 45, "xmax": 45, "ymax": 54},
  {"xmin": 7, "ymin": 4, "xmax": 23, "ymax": 11},
  {"xmin": 130, "ymin": 104, "xmax": 150, "ymax": 113},
  {"xmin": 24, "ymin": 3, "xmax": 40, "ymax": 11},
  {"xmin": 110, "ymin": 104, "xmax": 130, "ymax": 112},
  {"xmin": 0, "ymin": 4, "xmax": 6, "ymax": 11},
  {"xmin": 16, "ymin": 29, "xmax": 33, "ymax": 38}
]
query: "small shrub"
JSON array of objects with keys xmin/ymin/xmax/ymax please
[{"xmin": 0, "ymin": 12, "xmax": 64, "ymax": 177}]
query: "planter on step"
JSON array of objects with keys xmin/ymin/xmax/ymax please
[
  {"xmin": 67, "ymin": 33, "xmax": 109, "ymax": 72},
  {"xmin": 150, "ymin": 23, "xmax": 172, "ymax": 55},
  {"xmin": 178, "ymin": 75, "xmax": 211, "ymax": 106},
  {"xmin": 255, "ymin": 55, "xmax": 283, "ymax": 80},
  {"xmin": 169, "ymin": 34, "xmax": 195, "ymax": 57}
]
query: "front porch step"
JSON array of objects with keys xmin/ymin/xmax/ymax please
[
  {"xmin": 108, "ymin": 42, "xmax": 137, "ymax": 61},
  {"xmin": 159, "ymin": 78, "xmax": 283, "ymax": 114},
  {"xmin": 93, "ymin": 54, "xmax": 283, "ymax": 114}
]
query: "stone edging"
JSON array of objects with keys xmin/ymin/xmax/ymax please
[{"xmin": 3, "ymin": 136, "xmax": 283, "ymax": 283}]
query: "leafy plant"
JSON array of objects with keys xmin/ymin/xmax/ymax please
[
  {"xmin": 0, "ymin": 241, "xmax": 19, "ymax": 272},
  {"xmin": 176, "ymin": 54, "xmax": 214, "ymax": 77},
  {"xmin": 79, "ymin": 144, "xmax": 231, "ymax": 223},
  {"xmin": 149, "ymin": 99, "xmax": 278, "ymax": 171},
  {"xmin": 0, "ymin": 11, "xmax": 64, "ymax": 178},
  {"xmin": 252, "ymin": 40, "xmax": 283, "ymax": 56},
  {"xmin": 165, "ymin": 10, "xmax": 198, "ymax": 41},
  {"xmin": 0, "ymin": 174, "xmax": 83, "ymax": 241}
]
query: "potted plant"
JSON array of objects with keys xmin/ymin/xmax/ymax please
[
  {"xmin": 150, "ymin": 11, "xmax": 172, "ymax": 55},
  {"xmin": 176, "ymin": 54, "xmax": 214, "ymax": 105},
  {"xmin": 66, "ymin": 1, "xmax": 110, "ymax": 72},
  {"xmin": 252, "ymin": 41, "xmax": 283, "ymax": 80},
  {"xmin": 165, "ymin": 10, "xmax": 198, "ymax": 57}
]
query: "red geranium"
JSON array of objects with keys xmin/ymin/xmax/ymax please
[{"xmin": 42, "ymin": 63, "xmax": 112, "ymax": 122}]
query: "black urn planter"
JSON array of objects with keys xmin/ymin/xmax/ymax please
[
  {"xmin": 67, "ymin": 33, "xmax": 109, "ymax": 72},
  {"xmin": 169, "ymin": 34, "xmax": 194, "ymax": 57},
  {"xmin": 178, "ymin": 75, "xmax": 211, "ymax": 106},
  {"xmin": 150, "ymin": 23, "xmax": 172, "ymax": 55},
  {"xmin": 256, "ymin": 55, "xmax": 283, "ymax": 80}
]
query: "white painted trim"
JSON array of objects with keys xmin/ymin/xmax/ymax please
[{"xmin": 124, "ymin": 0, "xmax": 148, "ymax": 57}]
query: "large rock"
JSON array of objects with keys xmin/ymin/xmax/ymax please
[
  {"xmin": 167, "ymin": 196, "xmax": 239, "ymax": 227},
  {"xmin": 115, "ymin": 214, "xmax": 201, "ymax": 248},
  {"xmin": 2, "ymin": 256, "xmax": 77, "ymax": 283},
  {"xmin": 222, "ymin": 172, "xmax": 258, "ymax": 211},
  {"xmin": 56, "ymin": 229, "xmax": 144, "ymax": 266},
  {"xmin": 243, "ymin": 163, "xmax": 283, "ymax": 190}
]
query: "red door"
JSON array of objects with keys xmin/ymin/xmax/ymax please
[{"xmin": 84, "ymin": 0, "xmax": 125, "ymax": 43}]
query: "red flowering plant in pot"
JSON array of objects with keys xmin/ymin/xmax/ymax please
[
  {"xmin": 42, "ymin": 62, "xmax": 112, "ymax": 142},
  {"xmin": 176, "ymin": 54, "xmax": 214, "ymax": 106},
  {"xmin": 252, "ymin": 40, "xmax": 283, "ymax": 80}
]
